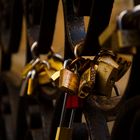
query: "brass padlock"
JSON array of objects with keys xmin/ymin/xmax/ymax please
[
  {"xmin": 59, "ymin": 69, "xmax": 79, "ymax": 95},
  {"xmin": 96, "ymin": 56, "xmax": 119, "ymax": 97},
  {"xmin": 22, "ymin": 58, "xmax": 40, "ymax": 78},
  {"xmin": 78, "ymin": 64, "xmax": 97, "ymax": 98},
  {"xmin": 55, "ymin": 127, "xmax": 72, "ymax": 140}
]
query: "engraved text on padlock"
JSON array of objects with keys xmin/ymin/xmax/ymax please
[{"xmin": 59, "ymin": 69, "xmax": 79, "ymax": 95}]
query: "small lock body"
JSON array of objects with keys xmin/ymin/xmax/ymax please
[
  {"xmin": 59, "ymin": 69, "xmax": 79, "ymax": 95},
  {"xmin": 55, "ymin": 127, "xmax": 72, "ymax": 140},
  {"xmin": 96, "ymin": 58, "xmax": 118, "ymax": 97},
  {"xmin": 78, "ymin": 65, "xmax": 96, "ymax": 98}
]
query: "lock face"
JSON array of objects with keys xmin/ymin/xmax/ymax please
[
  {"xmin": 59, "ymin": 69, "xmax": 79, "ymax": 95},
  {"xmin": 96, "ymin": 60, "xmax": 118, "ymax": 97},
  {"xmin": 78, "ymin": 65, "xmax": 96, "ymax": 98}
]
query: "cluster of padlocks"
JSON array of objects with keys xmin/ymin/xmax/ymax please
[{"xmin": 1, "ymin": 0, "xmax": 140, "ymax": 140}]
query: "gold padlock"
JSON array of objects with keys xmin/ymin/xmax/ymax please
[
  {"xmin": 27, "ymin": 70, "xmax": 36, "ymax": 95},
  {"xmin": 22, "ymin": 58, "xmax": 40, "ymax": 78},
  {"xmin": 38, "ymin": 71, "xmax": 52, "ymax": 85},
  {"xmin": 48, "ymin": 57, "xmax": 63, "ymax": 71},
  {"xmin": 78, "ymin": 64, "xmax": 97, "ymax": 98},
  {"xmin": 55, "ymin": 127, "xmax": 72, "ymax": 140},
  {"xmin": 96, "ymin": 57, "xmax": 119, "ymax": 97},
  {"xmin": 59, "ymin": 69, "xmax": 79, "ymax": 95}
]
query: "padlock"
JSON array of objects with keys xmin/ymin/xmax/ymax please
[
  {"xmin": 22, "ymin": 58, "xmax": 40, "ymax": 78},
  {"xmin": 78, "ymin": 64, "xmax": 97, "ymax": 98},
  {"xmin": 36, "ymin": 60, "xmax": 53, "ymax": 85},
  {"xmin": 48, "ymin": 56, "xmax": 63, "ymax": 71},
  {"xmin": 59, "ymin": 68, "xmax": 79, "ymax": 95},
  {"xmin": 95, "ymin": 56, "xmax": 119, "ymax": 97},
  {"xmin": 27, "ymin": 70, "xmax": 36, "ymax": 95}
]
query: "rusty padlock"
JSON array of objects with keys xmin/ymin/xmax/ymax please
[
  {"xmin": 78, "ymin": 62, "xmax": 97, "ymax": 98},
  {"xmin": 59, "ymin": 60, "xmax": 79, "ymax": 95},
  {"xmin": 95, "ymin": 55, "xmax": 119, "ymax": 97}
]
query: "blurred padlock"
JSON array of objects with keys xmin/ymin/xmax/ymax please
[
  {"xmin": 37, "ymin": 60, "xmax": 53, "ymax": 85},
  {"xmin": 96, "ymin": 56, "xmax": 119, "ymax": 97},
  {"xmin": 22, "ymin": 58, "xmax": 40, "ymax": 78},
  {"xmin": 59, "ymin": 68, "xmax": 79, "ymax": 95},
  {"xmin": 78, "ymin": 64, "xmax": 97, "ymax": 98},
  {"xmin": 27, "ymin": 70, "xmax": 36, "ymax": 95},
  {"xmin": 48, "ymin": 55, "xmax": 63, "ymax": 71}
]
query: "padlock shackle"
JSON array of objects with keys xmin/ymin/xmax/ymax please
[{"xmin": 63, "ymin": 59, "xmax": 72, "ymax": 69}]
